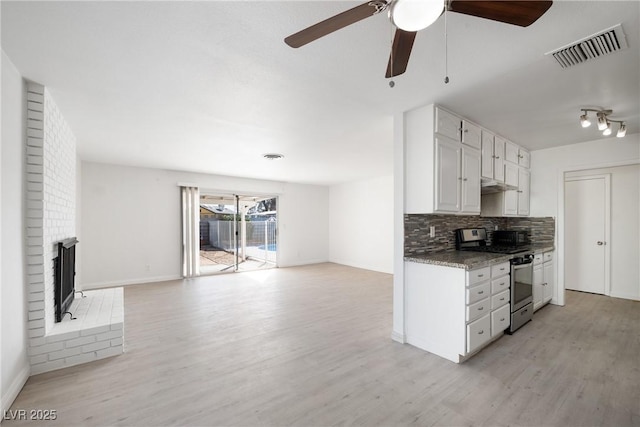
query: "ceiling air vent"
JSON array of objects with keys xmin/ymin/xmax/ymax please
[{"xmin": 546, "ymin": 24, "xmax": 628, "ymax": 69}]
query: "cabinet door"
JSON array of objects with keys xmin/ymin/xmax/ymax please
[
  {"xmin": 462, "ymin": 121, "xmax": 482, "ymax": 150},
  {"xmin": 493, "ymin": 137, "xmax": 505, "ymax": 182},
  {"xmin": 434, "ymin": 138, "xmax": 461, "ymax": 212},
  {"xmin": 533, "ymin": 264, "xmax": 543, "ymax": 310},
  {"xmin": 543, "ymin": 261, "xmax": 554, "ymax": 303},
  {"xmin": 435, "ymin": 107, "xmax": 461, "ymax": 141},
  {"xmin": 519, "ymin": 149, "xmax": 531, "ymax": 168},
  {"xmin": 517, "ymin": 168, "xmax": 530, "ymax": 216},
  {"xmin": 461, "ymin": 148, "xmax": 481, "ymax": 214},
  {"xmin": 481, "ymin": 131, "xmax": 494, "ymax": 179},
  {"xmin": 504, "ymin": 162, "xmax": 518, "ymax": 187},
  {"xmin": 505, "ymin": 141, "xmax": 519, "ymax": 163},
  {"xmin": 504, "ymin": 190, "xmax": 518, "ymax": 216}
]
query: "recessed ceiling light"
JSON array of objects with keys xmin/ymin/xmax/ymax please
[{"xmin": 263, "ymin": 153, "xmax": 284, "ymax": 160}]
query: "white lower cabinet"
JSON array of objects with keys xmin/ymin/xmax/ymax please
[
  {"xmin": 533, "ymin": 250, "xmax": 554, "ymax": 311},
  {"xmin": 405, "ymin": 259, "xmax": 511, "ymax": 363},
  {"xmin": 491, "ymin": 304, "xmax": 511, "ymax": 338},
  {"xmin": 467, "ymin": 314, "xmax": 491, "ymax": 354}
]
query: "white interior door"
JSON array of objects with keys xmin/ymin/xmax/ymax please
[{"xmin": 564, "ymin": 175, "xmax": 610, "ymax": 295}]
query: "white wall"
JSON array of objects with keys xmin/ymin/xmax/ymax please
[
  {"xmin": 329, "ymin": 175, "xmax": 393, "ymax": 274},
  {"xmin": 530, "ymin": 133, "xmax": 640, "ymax": 302},
  {"xmin": 79, "ymin": 162, "xmax": 330, "ymax": 288},
  {"xmin": 1, "ymin": 51, "xmax": 30, "ymax": 413}
]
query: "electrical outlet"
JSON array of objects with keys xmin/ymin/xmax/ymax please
[{"xmin": 429, "ymin": 226, "xmax": 436, "ymax": 238}]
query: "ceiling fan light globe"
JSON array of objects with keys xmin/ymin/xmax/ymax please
[{"xmin": 390, "ymin": 0, "xmax": 444, "ymax": 32}]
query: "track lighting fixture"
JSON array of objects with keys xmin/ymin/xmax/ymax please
[{"xmin": 579, "ymin": 108, "xmax": 626, "ymax": 138}]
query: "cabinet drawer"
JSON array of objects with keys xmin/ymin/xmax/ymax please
[
  {"xmin": 467, "ymin": 297, "xmax": 490, "ymax": 322},
  {"xmin": 491, "ymin": 289, "xmax": 510, "ymax": 310},
  {"xmin": 468, "ymin": 267, "xmax": 491, "ymax": 285},
  {"xmin": 467, "ymin": 282, "xmax": 491, "ymax": 305},
  {"xmin": 543, "ymin": 251, "xmax": 554, "ymax": 262},
  {"xmin": 467, "ymin": 314, "xmax": 491, "ymax": 354},
  {"xmin": 533, "ymin": 253, "xmax": 543, "ymax": 265},
  {"xmin": 491, "ymin": 262, "xmax": 510, "ymax": 278},
  {"xmin": 491, "ymin": 276, "xmax": 510, "ymax": 294},
  {"xmin": 491, "ymin": 304, "xmax": 511, "ymax": 337}
]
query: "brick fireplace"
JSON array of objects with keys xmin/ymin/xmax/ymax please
[{"xmin": 24, "ymin": 82, "xmax": 124, "ymax": 374}]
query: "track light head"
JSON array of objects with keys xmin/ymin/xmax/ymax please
[
  {"xmin": 597, "ymin": 112, "xmax": 608, "ymax": 131},
  {"xmin": 617, "ymin": 123, "xmax": 627, "ymax": 138},
  {"xmin": 580, "ymin": 112, "xmax": 591, "ymax": 128},
  {"xmin": 602, "ymin": 121, "xmax": 612, "ymax": 136}
]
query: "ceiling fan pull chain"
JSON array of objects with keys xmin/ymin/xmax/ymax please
[
  {"xmin": 389, "ymin": 21, "xmax": 395, "ymax": 88},
  {"xmin": 444, "ymin": 3, "xmax": 450, "ymax": 84}
]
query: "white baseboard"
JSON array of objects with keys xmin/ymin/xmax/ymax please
[
  {"xmin": 277, "ymin": 259, "xmax": 330, "ymax": 268},
  {"xmin": 609, "ymin": 291, "xmax": 640, "ymax": 301},
  {"xmin": 391, "ymin": 330, "xmax": 406, "ymax": 344},
  {"xmin": 328, "ymin": 258, "xmax": 393, "ymax": 275},
  {"xmin": 80, "ymin": 275, "xmax": 182, "ymax": 290},
  {"xmin": 1, "ymin": 364, "xmax": 30, "ymax": 418}
]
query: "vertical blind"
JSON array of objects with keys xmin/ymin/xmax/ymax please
[{"xmin": 181, "ymin": 186, "xmax": 200, "ymax": 278}]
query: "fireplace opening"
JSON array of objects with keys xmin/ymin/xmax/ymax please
[{"xmin": 55, "ymin": 237, "xmax": 79, "ymax": 322}]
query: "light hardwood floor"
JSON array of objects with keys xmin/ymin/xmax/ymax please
[{"xmin": 6, "ymin": 263, "xmax": 640, "ymax": 426}]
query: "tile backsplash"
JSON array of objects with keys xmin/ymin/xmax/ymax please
[{"xmin": 404, "ymin": 214, "xmax": 555, "ymax": 257}]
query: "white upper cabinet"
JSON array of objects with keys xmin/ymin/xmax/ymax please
[
  {"xmin": 517, "ymin": 168, "xmax": 530, "ymax": 216},
  {"xmin": 481, "ymin": 130, "xmax": 505, "ymax": 183},
  {"xmin": 405, "ymin": 105, "xmax": 481, "ymax": 215},
  {"xmin": 504, "ymin": 162, "xmax": 519, "ymax": 187},
  {"xmin": 506, "ymin": 140, "xmax": 530, "ymax": 168},
  {"xmin": 481, "ymin": 131, "xmax": 494, "ymax": 179},
  {"xmin": 435, "ymin": 107, "xmax": 462, "ymax": 141},
  {"xmin": 461, "ymin": 147, "xmax": 481, "ymax": 213},
  {"xmin": 505, "ymin": 141, "xmax": 520, "ymax": 164},
  {"xmin": 462, "ymin": 120, "xmax": 482, "ymax": 150},
  {"xmin": 493, "ymin": 136, "xmax": 505, "ymax": 182},
  {"xmin": 518, "ymin": 149, "xmax": 531, "ymax": 168},
  {"xmin": 435, "ymin": 137, "xmax": 462, "ymax": 212}
]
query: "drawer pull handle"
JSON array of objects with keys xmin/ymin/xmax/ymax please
[
  {"xmin": 500, "ymin": 297, "xmax": 505, "ymax": 301},
  {"xmin": 478, "ymin": 307, "xmax": 484, "ymax": 311},
  {"xmin": 478, "ymin": 274, "xmax": 484, "ymax": 278},
  {"xmin": 478, "ymin": 290, "xmax": 484, "ymax": 294},
  {"xmin": 478, "ymin": 330, "xmax": 484, "ymax": 335},
  {"xmin": 500, "ymin": 318, "xmax": 505, "ymax": 321}
]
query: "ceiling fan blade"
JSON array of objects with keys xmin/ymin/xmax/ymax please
[
  {"xmin": 386, "ymin": 29, "xmax": 417, "ymax": 78},
  {"xmin": 449, "ymin": 1, "xmax": 553, "ymax": 27},
  {"xmin": 285, "ymin": 1, "xmax": 387, "ymax": 48}
]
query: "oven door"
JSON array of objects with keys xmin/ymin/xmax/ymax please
[{"xmin": 511, "ymin": 261, "xmax": 533, "ymax": 312}]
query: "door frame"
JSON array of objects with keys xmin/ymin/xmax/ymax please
[
  {"xmin": 556, "ymin": 159, "xmax": 639, "ymax": 306},
  {"xmin": 563, "ymin": 174, "xmax": 611, "ymax": 296}
]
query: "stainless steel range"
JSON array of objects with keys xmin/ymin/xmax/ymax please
[{"xmin": 456, "ymin": 228, "xmax": 534, "ymax": 333}]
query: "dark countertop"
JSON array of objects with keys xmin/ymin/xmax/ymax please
[{"xmin": 404, "ymin": 244, "xmax": 555, "ymax": 270}]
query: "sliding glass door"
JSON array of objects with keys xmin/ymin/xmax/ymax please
[{"xmin": 194, "ymin": 193, "xmax": 278, "ymax": 276}]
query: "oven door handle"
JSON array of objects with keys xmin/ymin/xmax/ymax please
[{"xmin": 512, "ymin": 262, "xmax": 532, "ymax": 271}]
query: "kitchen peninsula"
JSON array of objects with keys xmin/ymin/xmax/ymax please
[{"xmin": 403, "ymin": 215, "xmax": 555, "ymax": 363}]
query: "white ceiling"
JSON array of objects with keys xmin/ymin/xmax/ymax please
[{"xmin": 2, "ymin": 1, "xmax": 639, "ymax": 185}]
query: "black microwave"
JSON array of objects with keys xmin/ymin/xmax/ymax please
[{"xmin": 493, "ymin": 230, "xmax": 529, "ymax": 246}]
